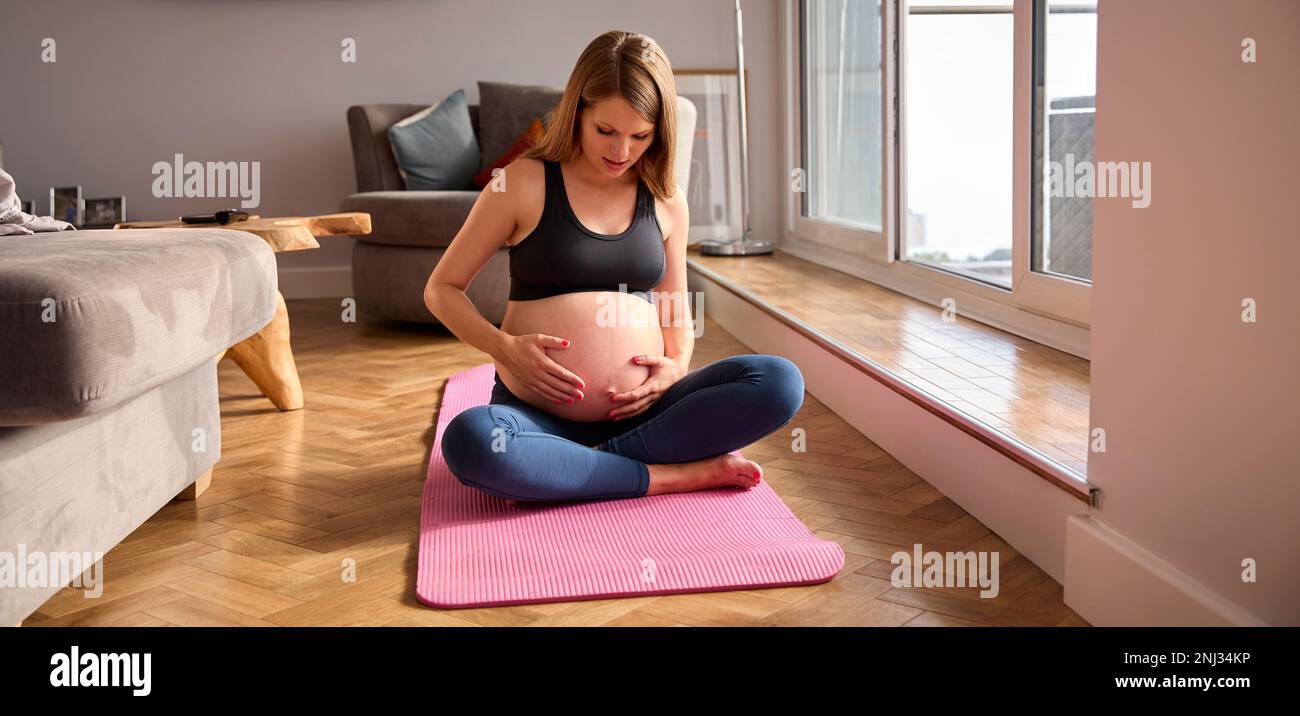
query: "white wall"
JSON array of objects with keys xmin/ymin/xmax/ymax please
[
  {"xmin": 0, "ymin": 0, "xmax": 780, "ymax": 297},
  {"xmin": 1085, "ymin": 0, "xmax": 1299, "ymax": 625}
]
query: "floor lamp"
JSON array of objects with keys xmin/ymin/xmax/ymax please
[{"xmin": 699, "ymin": 0, "xmax": 775, "ymax": 256}]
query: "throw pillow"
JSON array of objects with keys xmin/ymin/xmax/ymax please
[
  {"xmin": 477, "ymin": 81, "xmax": 563, "ymax": 173},
  {"xmin": 472, "ymin": 118, "xmax": 544, "ymax": 189},
  {"xmin": 388, "ymin": 89, "xmax": 479, "ymax": 190}
]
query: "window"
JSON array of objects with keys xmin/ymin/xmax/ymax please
[
  {"xmin": 801, "ymin": 0, "xmax": 885, "ymax": 232},
  {"xmin": 792, "ymin": 0, "xmax": 887, "ymax": 257},
  {"xmin": 901, "ymin": 0, "xmax": 1015, "ymax": 288},
  {"xmin": 1032, "ymin": 0, "xmax": 1096, "ymax": 283},
  {"xmin": 782, "ymin": 0, "xmax": 1096, "ymax": 347},
  {"xmin": 1012, "ymin": 0, "xmax": 1096, "ymax": 323}
]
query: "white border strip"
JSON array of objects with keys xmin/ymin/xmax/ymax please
[{"xmin": 1065, "ymin": 516, "xmax": 1269, "ymax": 626}]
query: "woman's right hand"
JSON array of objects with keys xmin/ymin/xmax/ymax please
[{"xmin": 498, "ymin": 333, "xmax": 586, "ymax": 404}]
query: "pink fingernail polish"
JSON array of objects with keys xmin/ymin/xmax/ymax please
[{"xmin": 562, "ymin": 339, "xmax": 569, "ymax": 347}]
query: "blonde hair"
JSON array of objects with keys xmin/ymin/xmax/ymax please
[{"xmin": 523, "ymin": 30, "xmax": 678, "ymax": 200}]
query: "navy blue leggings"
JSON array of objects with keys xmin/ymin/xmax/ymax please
[{"xmin": 440, "ymin": 354, "xmax": 805, "ymax": 502}]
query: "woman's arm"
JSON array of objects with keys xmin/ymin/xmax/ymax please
[
  {"xmin": 422, "ymin": 160, "xmax": 538, "ymax": 362},
  {"xmin": 654, "ymin": 187, "xmax": 694, "ymax": 373}
]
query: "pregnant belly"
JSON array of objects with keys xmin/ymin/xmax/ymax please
[{"xmin": 497, "ymin": 291, "xmax": 665, "ymax": 422}]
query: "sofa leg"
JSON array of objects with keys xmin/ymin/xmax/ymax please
[
  {"xmin": 176, "ymin": 467, "xmax": 213, "ymax": 501},
  {"xmin": 226, "ymin": 291, "xmax": 304, "ymax": 410}
]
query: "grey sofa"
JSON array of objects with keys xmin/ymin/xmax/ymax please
[
  {"xmin": 341, "ymin": 96, "xmax": 696, "ymax": 325},
  {"xmin": 343, "ymin": 103, "xmax": 506, "ymax": 324},
  {"xmin": 0, "ymin": 228, "xmax": 277, "ymax": 625}
]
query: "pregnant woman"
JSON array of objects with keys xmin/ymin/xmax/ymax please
[{"xmin": 425, "ymin": 30, "xmax": 805, "ymax": 503}]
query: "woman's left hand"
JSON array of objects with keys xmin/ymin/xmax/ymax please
[{"xmin": 607, "ymin": 354, "xmax": 686, "ymax": 420}]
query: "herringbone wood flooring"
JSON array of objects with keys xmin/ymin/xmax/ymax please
[{"xmin": 23, "ymin": 299, "xmax": 1088, "ymax": 627}]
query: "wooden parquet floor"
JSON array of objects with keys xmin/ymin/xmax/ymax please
[{"xmin": 23, "ymin": 299, "xmax": 1088, "ymax": 627}]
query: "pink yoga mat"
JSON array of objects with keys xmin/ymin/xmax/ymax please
[{"xmin": 416, "ymin": 362, "xmax": 844, "ymax": 609}]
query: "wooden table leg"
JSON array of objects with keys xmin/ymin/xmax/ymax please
[
  {"xmin": 227, "ymin": 291, "xmax": 304, "ymax": 410},
  {"xmin": 175, "ymin": 467, "xmax": 213, "ymax": 500}
]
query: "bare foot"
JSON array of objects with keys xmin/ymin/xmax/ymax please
[{"xmin": 645, "ymin": 453, "xmax": 763, "ymax": 497}]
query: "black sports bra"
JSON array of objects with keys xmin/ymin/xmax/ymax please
[{"xmin": 507, "ymin": 159, "xmax": 666, "ymax": 302}]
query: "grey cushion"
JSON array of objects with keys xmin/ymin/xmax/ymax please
[
  {"xmin": 0, "ymin": 228, "xmax": 277, "ymax": 426},
  {"xmin": 387, "ymin": 89, "xmax": 480, "ymax": 191},
  {"xmin": 477, "ymin": 81, "xmax": 563, "ymax": 173},
  {"xmin": 348, "ymin": 104, "xmax": 481, "ymax": 193},
  {"xmin": 341, "ymin": 191, "xmax": 480, "ymax": 249}
]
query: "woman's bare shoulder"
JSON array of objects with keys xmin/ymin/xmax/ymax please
[
  {"xmin": 654, "ymin": 184, "xmax": 690, "ymax": 243},
  {"xmin": 496, "ymin": 156, "xmax": 548, "ymax": 245},
  {"xmin": 494, "ymin": 157, "xmax": 546, "ymax": 204},
  {"xmin": 503, "ymin": 155, "xmax": 545, "ymax": 185}
]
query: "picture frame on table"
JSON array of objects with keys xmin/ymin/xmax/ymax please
[
  {"xmin": 50, "ymin": 186, "xmax": 83, "ymax": 226},
  {"xmin": 83, "ymin": 196, "xmax": 127, "ymax": 229},
  {"xmin": 672, "ymin": 68, "xmax": 749, "ymax": 246},
  {"xmin": 20, "ymin": 199, "xmax": 36, "ymax": 215}
]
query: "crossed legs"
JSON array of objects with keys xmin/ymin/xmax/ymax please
[{"xmin": 440, "ymin": 354, "xmax": 805, "ymax": 502}]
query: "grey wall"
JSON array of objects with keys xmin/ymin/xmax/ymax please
[{"xmin": 0, "ymin": 0, "xmax": 780, "ymax": 296}]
